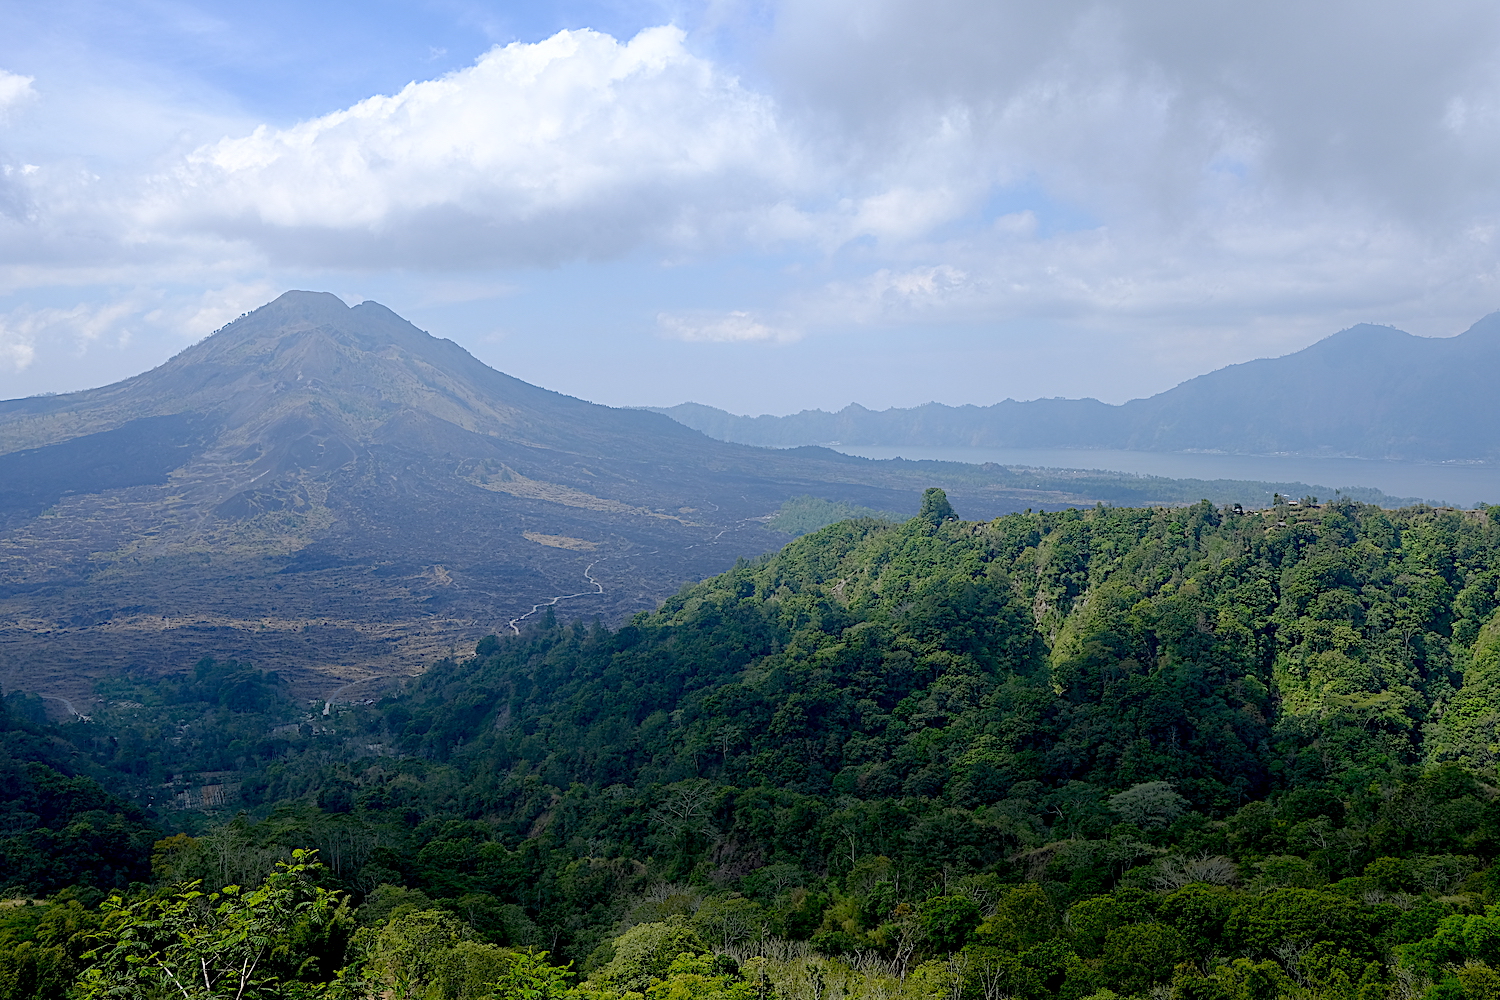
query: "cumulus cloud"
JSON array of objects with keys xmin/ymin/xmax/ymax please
[
  {"xmin": 764, "ymin": 0, "xmax": 1500, "ymax": 224},
  {"xmin": 657, "ymin": 309, "xmax": 797, "ymax": 342},
  {"xmin": 0, "ymin": 70, "xmax": 34, "ymax": 121},
  {"xmin": 7, "ymin": 2, "xmax": 1500, "ymax": 398},
  {"xmin": 0, "ymin": 299, "xmax": 137, "ymax": 373},
  {"xmin": 141, "ymin": 26, "xmax": 796, "ymax": 266},
  {"xmin": 0, "ymin": 281, "xmax": 279, "ymax": 367},
  {"xmin": 0, "ymin": 323, "xmax": 33, "ymax": 371},
  {"xmin": 724, "ymin": 0, "xmax": 1500, "ymax": 344},
  {"xmin": 798, "ymin": 214, "xmax": 1500, "ymax": 352},
  {"xmin": 44, "ymin": 5, "xmax": 1500, "ymax": 301}
]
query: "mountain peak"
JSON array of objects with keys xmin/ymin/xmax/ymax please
[
  {"xmin": 261, "ymin": 288, "xmax": 351, "ymax": 318},
  {"xmin": 0, "ymin": 292, "xmax": 978, "ymax": 700},
  {"xmin": 185, "ymin": 290, "xmax": 442, "ymax": 364},
  {"xmin": 1291, "ymin": 322, "xmax": 1419, "ymax": 364}
]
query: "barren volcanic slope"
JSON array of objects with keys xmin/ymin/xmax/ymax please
[{"xmin": 0, "ymin": 292, "xmax": 1119, "ymax": 704}]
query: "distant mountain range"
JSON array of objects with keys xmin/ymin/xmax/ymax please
[
  {"xmin": 8, "ymin": 291, "xmax": 1358, "ymax": 704},
  {"xmin": 653, "ymin": 314, "xmax": 1500, "ymax": 462}
]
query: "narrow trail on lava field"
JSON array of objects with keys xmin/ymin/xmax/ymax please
[{"xmin": 506, "ymin": 560, "xmax": 606, "ymax": 635}]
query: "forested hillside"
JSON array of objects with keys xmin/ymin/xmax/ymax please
[{"xmin": 6, "ymin": 495, "xmax": 1500, "ymax": 998}]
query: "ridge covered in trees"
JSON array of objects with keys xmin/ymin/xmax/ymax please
[{"xmin": 5, "ymin": 495, "xmax": 1500, "ymax": 998}]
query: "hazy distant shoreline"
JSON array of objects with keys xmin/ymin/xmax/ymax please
[{"xmin": 830, "ymin": 444, "xmax": 1500, "ymax": 508}]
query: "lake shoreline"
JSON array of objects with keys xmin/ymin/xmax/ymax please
[{"xmin": 832, "ymin": 444, "xmax": 1500, "ymax": 508}]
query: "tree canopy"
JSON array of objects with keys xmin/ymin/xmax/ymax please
[{"xmin": 6, "ymin": 498, "xmax": 1500, "ymax": 998}]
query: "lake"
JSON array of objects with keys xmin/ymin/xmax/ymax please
[{"xmin": 834, "ymin": 445, "xmax": 1500, "ymax": 508}]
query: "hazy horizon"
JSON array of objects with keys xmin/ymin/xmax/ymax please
[{"xmin": 4, "ymin": 292, "xmax": 1487, "ymax": 421}]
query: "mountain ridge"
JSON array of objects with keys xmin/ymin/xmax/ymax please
[{"xmin": 654, "ymin": 314, "xmax": 1500, "ymax": 461}]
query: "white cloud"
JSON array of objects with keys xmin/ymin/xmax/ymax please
[
  {"xmin": 0, "ymin": 281, "xmax": 280, "ymax": 375},
  {"xmin": 0, "ymin": 298, "xmax": 137, "ymax": 372},
  {"xmin": 657, "ymin": 309, "xmax": 797, "ymax": 342},
  {"xmin": 763, "ymin": 0, "xmax": 1500, "ymax": 226},
  {"xmin": 812, "ymin": 265, "xmax": 978, "ymax": 326},
  {"xmin": 823, "ymin": 221, "xmax": 1476, "ymax": 317},
  {"xmin": 0, "ymin": 70, "xmax": 34, "ymax": 121},
  {"xmin": 140, "ymin": 26, "xmax": 797, "ymax": 266},
  {"xmin": 709, "ymin": 0, "xmax": 1500, "ymax": 349},
  {"xmin": 39, "ymin": 6, "xmax": 1500, "ymax": 299},
  {"xmin": 6, "ymin": 4, "xmax": 1500, "ymax": 395},
  {"xmin": 0, "ymin": 324, "xmax": 33, "ymax": 371}
]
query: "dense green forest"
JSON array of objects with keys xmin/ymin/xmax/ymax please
[
  {"xmin": 6, "ymin": 493, "xmax": 1500, "ymax": 998},
  {"xmin": 767, "ymin": 494, "xmax": 902, "ymax": 536}
]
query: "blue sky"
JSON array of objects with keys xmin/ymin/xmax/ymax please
[{"xmin": 3, "ymin": 0, "xmax": 1500, "ymax": 413}]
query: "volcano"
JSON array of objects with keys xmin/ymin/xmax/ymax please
[
  {"xmin": 1, "ymin": 291, "xmax": 1261, "ymax": 705},
  {"xmin": 0, "ymin": 292, "xmax": 1025, "ymax": 704}
]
